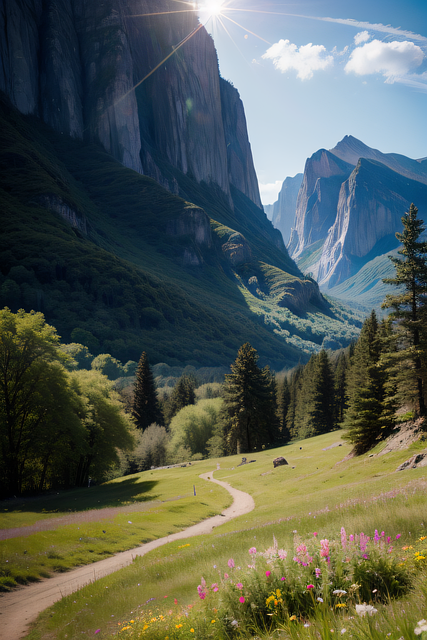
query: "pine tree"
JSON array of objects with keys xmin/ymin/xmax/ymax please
[
  {"xmin": 164, "ymin": 375, "xmax": 196, "ymax": 425},
  {"xmin": 286, "ymin": 366, "xmax": 303, "ymax": 439},
  {"xmin": 278, "ymin": 377, "xmax": 291, "ymax": 443},
  {"xmin": 221, "ymin": 343, "xmax": 279, "ymax": 454},
  {"xmin": 333, "ymin": 351, "xmax": 349, "ymax": 425},
  {"xmin": 308, "ymin": 350, "xmax": 335, "ymax": 435},
  {"xmin": 382, "ymin": 203, "xmax": 427, "ymax": 416},
  {"xmin": 132, "ymin": 352, "xmax": 162, "ymax": 430},
  {"xmin": 342, "ymin": 311, "xmax": 392, "ymax": 454}
]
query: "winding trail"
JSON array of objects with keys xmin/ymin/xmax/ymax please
[{"xmin": 0, "ymin": 473, "xmax": 254, "ymax": 640}]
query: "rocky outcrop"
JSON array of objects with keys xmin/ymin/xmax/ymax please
[
  {"xmin": 221, "ymin": 232, "xmax": 252, "ymax": 266},
  {"xmin": 166, "ymin": 206, "xmax": 212, "ymax": 265},
  {"xmin": 36, "ymin": 194, "xmax": 87, "ymax": 234},
  {"xmin": 267, "ymin": 173, "xmax": 303, "ymax": 244},
  {"xmin": 0, "ymin": 0, "xmax": 261, "ymax": 207}
]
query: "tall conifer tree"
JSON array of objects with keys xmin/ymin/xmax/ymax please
[
  {"xmin": 221, "ymin": 343, "xmax": 279, "ymax": 454},
  {"xmin": 342, "ymin": 311, "xmax": 392, "ymax": 453},
  {"xmin": 382, "ymin": 203, "xmax": 427, "ymax": 416},
  {"xmin": 132, "ymin": 352, "xmax": 162, "ymax": 430}
]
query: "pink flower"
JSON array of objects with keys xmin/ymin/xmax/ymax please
[
  {"xmin": 320, "ymin": 539, "xmax": 329, "ymax": 558},
  {"xmin": 396, "ymin": 534, "xmax": 401, "ymax": 540},
  {"xmin": 95, "ymin": 631, "xmax": 100, "ymax": 635},
  {"xmin": 315, "ymin": 568, "xmax": 321, "ymax": 578},
  {"xmin": 278, "ymin": 549, "xmax": 287, "ymax": 560},
  {"xmin": 224, "ymin": 573, "xmax": 229, "ymax": 579},
  {"xmin": 313, "ymin": 532, "xmax": 318, "ymax": 537},
  {"xmin": 265, "ymin": 570, "xmax": 271, "ymax": 577},
  {"xmin": 239, "ymin": 596, "xmax": 245, "ymax": 604},
  {"xmin": 174, "ymin": 598, "xmax": 178, "ymax": 604},
  {"xmin": 307, "ymin": 584, "xmax": 314, "ymax": 590},
  {"xmin": 236, "ymin": 583, "xmax": 243, "ymax": 590},
  {"xmin": 249, "ymin": 547, "xmax": 257, "ymax": 555},
  {"xmin": 211, "ymin": 583, "xmax": 219, "ymax": 592},
  {"xmin": 387, "ymin": 536, "xmax": 391, "ymax": 544},
  {"xmin": 228, "ymin": 558, "xmax": 235, "ymax": 569},
  {"xmin": 341, "ymin": 527, "xmax": 347, "ymax": 550},
  {"xmin": 281, "ymin": 577, "xmax": 286, "ymax": 581}
]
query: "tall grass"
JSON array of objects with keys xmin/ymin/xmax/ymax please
[{"xmin": 19, "ymin": 431, "xmax": 427, "ymax": 640}]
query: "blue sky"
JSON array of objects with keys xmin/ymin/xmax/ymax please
[{"xmin": 196, "ymin": 0, "xmax": 427, "ymax": 204}]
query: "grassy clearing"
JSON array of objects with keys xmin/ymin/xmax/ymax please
[
  {"xmin": 17, "ymin": 431, "xmax": 427, "ymax": 640},
  {"xmin": 0, "ymin": 462, "xmax": 231, "ymax": 590}
]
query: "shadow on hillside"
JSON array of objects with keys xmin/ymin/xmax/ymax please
[{"xmin": 1, "ymin": 478, "xmax": 160, "ymax": 516}]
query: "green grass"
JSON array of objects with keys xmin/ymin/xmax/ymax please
[
  {"xmin": 0, "ymin": 463, "xmax": 231, "ymax": 590},
  {"xmin": 3, "ymin": 431, "xmax": 425, "ymax": 639}
]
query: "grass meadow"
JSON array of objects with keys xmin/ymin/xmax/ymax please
[{"xmin": 2, "ymin": 431, "xmax": 427, "ymax": 640}]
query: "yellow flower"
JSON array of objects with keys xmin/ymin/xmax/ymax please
[
  {"xmin": 419, "ymin": 536, "xmax": 426, "ymax": 541},
  {"xmin": 190, "ymin": 629, "xmax": 195, "ymax": 633},
  {"xmin": 335, "ymin": 603, "xmax": 347, "ymax": 608},
  {"xmin": 289, "ymin": 615, "xmax": 297, "ymax": 621},
  {"xmin": 211, "ymin": 620, "xmax": 216, "ymax": 624},
  {"xmin": 143, "ymin": 625, "xmax": 149, "ymax": 630},
  {"xmin": 175, "ymin": 624, "xmax": 183, "ymax": 629},
  {"xmin": 130, "ymin": 620, "xmax": 135, "ymax": 623}
]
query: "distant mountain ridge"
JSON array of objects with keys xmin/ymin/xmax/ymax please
[{"xmin": 269, "ymin": 136, "xmax": 427, "ymax": 310}]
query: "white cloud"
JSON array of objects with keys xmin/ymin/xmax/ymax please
[
  {"xmin": 262, "ymin": 39, "xmax": 333, "ymax": 80},
  {"xmin": 259, "ymin": 180, "xmax": 283, "ymax": 205},
  {"xmin": 345, "ymin": 39, "xmax": 424, "ymax": 79},
  {"xmin": 354, "ymin": 30, "xmax": 370, "ymax": 45}
]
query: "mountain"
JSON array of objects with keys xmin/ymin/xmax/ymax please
[
  {"xmin": 0, "ymin": 3, "xmax": 362, "ymax": 367},
  {"xmin": 282, "ymin": 136, "xmax": 427, "ymax": 309},
  {"xmin": 264, "ymin": 174, "xmax": 303, "ymax": 245}
]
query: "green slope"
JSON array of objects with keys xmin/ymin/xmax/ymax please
[{"xmin": 0, "ymin": 96, "xmax": 360, "ymax": 367}]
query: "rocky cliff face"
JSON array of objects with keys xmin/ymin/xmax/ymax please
[
  {"xmin": 286, "ymin": 136, "xmax": 427, "ymax": 306},
  {"xmin": 317, "ymin": 159, "xmax": 427, "ymax": 288},
  {"xmin": 266, "ymin": 173, "xmax": 303, "ymax": 244},
  {"xmin": 0, "ymin": 0, "xmax": 261, "ymax": 206},
  {"xmin": 287, "ymin": 149, "xmax": 353, "ymax": 259}
]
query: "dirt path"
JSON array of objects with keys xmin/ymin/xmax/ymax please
[{"xmin": 0, "ymin": 473, "xmax": 254, "ymax": 640}]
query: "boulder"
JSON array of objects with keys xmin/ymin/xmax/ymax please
[{"xmin": 273, "ymin": 456, "xmax": 288, "ymax": 468}]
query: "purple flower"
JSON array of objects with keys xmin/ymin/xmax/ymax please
[
  {"xmin": 281, "ymin": 576, "xmax": 286, "ymax": 581},
  {"xmin": 228, "ymin": 558, "xmax": 235, "ymax": 569},
  {"xmin": 396, "ymin": 534, "xmax": 401, "ymax": 540}
]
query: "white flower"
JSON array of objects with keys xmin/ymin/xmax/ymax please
[
  {"xmin": 355, "ymin": 604, "xmax": 378, "ymax": 617},
  {"xmin": 333, "ymin": 589, "xmax": 347, "ymax": 596},
  {"xmin": 231, "ymin": 620, "xmax": 239, "ymax": 627},
  {"xmin": 317, "ymin": 597, "xmax": 324, "ymax": 603},
  {"xmin": 341, "ymin": 629, "xmax": 347, "ymax": 634},
  {"xmin": 415, "ymin": 620, "xmax": 427, "ymax": 635}
]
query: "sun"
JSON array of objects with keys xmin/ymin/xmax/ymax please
[{"xmin": 198, "ymin": 0, "xmax": 224, "ymax": 22}]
